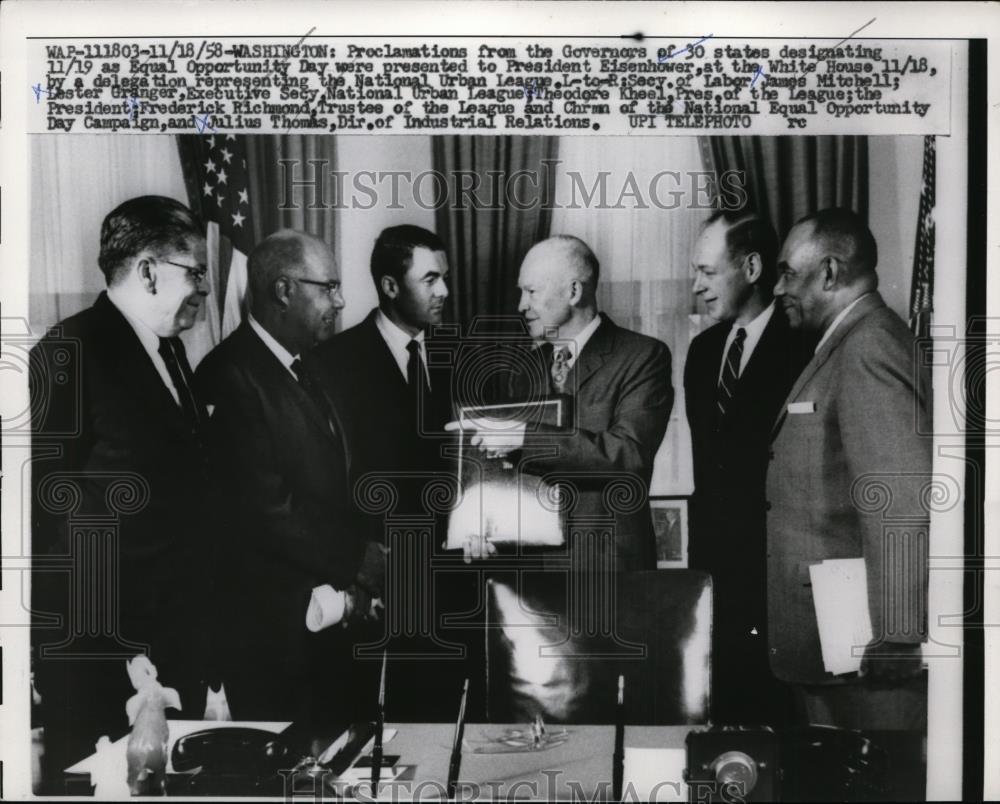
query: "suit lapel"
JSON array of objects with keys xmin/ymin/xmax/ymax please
[
  {"xmin": 96, "ymin": 293, "xmax": 189, "ymax": 431},
  {"xmin": 570, "ymin": 313, "xmax": 614, "ymax": 390},
  {"xmin": 770, "ymin": 293, "xmax": 886, "ymax": 438},
  {"xmin": 363, "ymin": 310, "xmax": 410, "ymax": 395},
  {"xmin": 241, "ymin": 324, "xmax": 340, "ymax": 446}
]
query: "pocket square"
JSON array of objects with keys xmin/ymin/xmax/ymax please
[{"xmin": 787, "ymin": 401, "xmax": 817, "ymax": 414}]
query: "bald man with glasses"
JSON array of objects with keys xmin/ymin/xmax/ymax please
[{"xmin": 196, "ymin": 229, "xmax": 377, "ymax": 722}]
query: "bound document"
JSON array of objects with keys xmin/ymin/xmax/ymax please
[{"xmin": 809, "ymin": 558, "xmax": 873, "ymax": 675}]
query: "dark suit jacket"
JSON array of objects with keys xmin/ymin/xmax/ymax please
[
  {"xmin": 196, "ymin": 321, "xmax": 367, "ymax": 717},
  {"xmin": 684, "ymin": 309, "xmax": 808, "ymax": 619},
  {"xmin": 510, "ymin": 314, "xmax": 674, "ymax": 572},
  {"xmin": 317, "ymin": 309, "xmax": 455, "ymax": 515},
  {"xmin": 766, "ymin": 292, "xmax": 931, "ymax": 685},
  {"xmin": 30, "ymin": 292, "xmax": 212, "ymax": 766}
]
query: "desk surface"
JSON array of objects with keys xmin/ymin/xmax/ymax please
[{"xmin": 380, "ymin": 723, "xmax": 690, "ymax": 799}]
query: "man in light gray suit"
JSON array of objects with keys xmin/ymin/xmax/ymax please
[{"xmin": 767, "ymin": 208, "xmax": 931, "ymax": 730}]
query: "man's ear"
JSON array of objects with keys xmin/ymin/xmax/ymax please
[
  {"xmin": 742, "ymin": 252, "xmax": 763, "ymax": 285},
  {"xmin": 821, "ymin": 256, "xmax": 840, "ymax": 290},
  {"xmin": 136, "ymin": 255, "xmax": 157, "ymax": 294},
  {"xmin": 380, "ymin": 275, "xmax": 399, "ymax": 301},
  {"xmin": 568, "ymin": 279, "xmax": 583, "ymax": 306},
  {"xmin": 274, "ymin": 276, "xmax": 293, "ymax": 309}
]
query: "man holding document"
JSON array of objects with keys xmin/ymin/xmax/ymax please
[{"xmin": 766, "ymin": 208, "xmax": 931, "ymax": 730}]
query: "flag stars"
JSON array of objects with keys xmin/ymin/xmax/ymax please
[
  {"xmin": 238, "ymin": 188, "xmax": 249, "ymax": 205},
  {"xmin": 226, "ymin": 134, "xmax": 236, "ymax": 141},
  {"xmin": 220, "ymin": 147, "xmax": 233, "ymax": 164},
  {"xmin": 203, "ymin": 181, "xmax": 213, "ymax": 197},
  {"xmin": 216, "ymin": 193, "xmax": 225, "ymax": 207},
  {"xmin": 217, "ymin": 168, "xmax": 228, "ymax": 185},
  {"xmin": 232, "ymin": 210, "xmax": 246, "ymax": 228},
  {"xmin": 204, "ymin": 158, "xmax": 217, "ymax": 174},
  {"xmin": 206, "ymin": 135, "xmax": 215, "ymax": 148}
]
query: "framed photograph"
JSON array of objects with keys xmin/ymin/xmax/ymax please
[
  {"xmin": 651, "ymin": 497, "xmax": 689, "ymax": 569},
  {"xmin": 447, "ymin": 398, "xmax": 571, "ymax": 550}
]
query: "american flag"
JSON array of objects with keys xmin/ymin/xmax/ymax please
[
  {"xmin": 177, "ymin": 134, "xmax": 255, "ymax": 366},
  {"xmin": 909, "ymin": 135, "xmax": 935, "ymax": 340}
]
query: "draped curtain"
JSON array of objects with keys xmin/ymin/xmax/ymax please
[
  {"xmin": 28, "ymin": 136, "xmax": 189, "ymax": 333},
  {"xmin": 432, "ymin": 136, "xmax": 558, "ymax": 328},
  {"xmin": 699, "ymin": 136, "xmax": 868, "ymax": 237},
  {"xmin": 548, "ymin": 136, "xmax": 709, "ymax": 495}
]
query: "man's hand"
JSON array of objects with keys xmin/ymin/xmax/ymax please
[
  {"xmin": 356, "ymin": 541, "xmax": 389, "ymax": 599},
  {"xmin": 343, "ymin": 584, "xmax": 382, "ymax": 626},
  {"xmin": 444, "ymin": 417, "xmax": 526, "ymax": 458},
  {"xmin": 859, "ymin": 640, "xmax": 924, "ymax": 685},
  {"xmin": 459, "ymin": 521, "xmax": 498, "ymax": 564}
]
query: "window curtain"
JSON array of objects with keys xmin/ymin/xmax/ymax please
[
  {"xmin": 548, "ymin": 136, "xmax": 709, "ymax": 496},
  {"xmin": 432, "ymin": 136, "xmax": 558, "ymax": 329},
  {"xmin": 28, "ymin": 136, "xmax": 189, "ymax": 334},
  {"xmin": 699, "ymin": 136, "xmax": 868, "ymax": 237}
]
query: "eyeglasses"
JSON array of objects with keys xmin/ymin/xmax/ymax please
[
  {"xmin": 155, "ymin": 258, "xmax": 208, "ymax": 284},
  {"xmin": 291, "ymin": 277, "xmax": 342, "ymax": 297}
]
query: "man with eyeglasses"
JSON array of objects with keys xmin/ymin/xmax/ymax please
[
  {"xmin": 30, "ymin": 195, "xmax": 213, "ymax": 784},
  {"xmin": 196, "ymin": 229, "xmax": 376, "ymax": 722}
]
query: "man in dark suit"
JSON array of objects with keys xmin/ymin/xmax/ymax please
[
  {"xmin": 453, "ymin": 235, "xmax": 674, "ymax": 574},
  {"xmin": 197, "ymin": 230, "xmax": 373, "ymax": 723},
  {"xmin": 318, "ymin": 225, "xmax": 453, "ymax": 493},
  {"xmin": 684, "ymin": 210, "xmax": 808, "ymax": 726},
  {"xmin": 316, "ymin": 225, "xmax": 457, "ymax": 720},
  {"xmin": 768, "ymin": 208, "xmax": 930, "ymax": 730},
  {"xmin": 31, "ymin": 196, "xmax": 212, "ymax": 781}
]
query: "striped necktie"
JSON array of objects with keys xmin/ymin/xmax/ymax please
[{"xmin": 717, "ymin": 327, "xmax": 747, "ymax": 419}]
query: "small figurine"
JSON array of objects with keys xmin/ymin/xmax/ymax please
[{"xmin": 124, "ymin": 656, "xmax": 181, "ymax": 795}]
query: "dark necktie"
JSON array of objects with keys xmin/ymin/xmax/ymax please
[
  {"xmin": 717, "ymin": 327, "xmax": 747, "ymax": 419},
  {"xmin": 158, "ymin": 337, "xmax": 206, "ymax": 436},
  {"xmin": 406, "ymin": 339, "xmax": 428, "ymax": 406},
  {"xmin": 290, "ymin": 358, "xmax": 337, "ymax": 436}
]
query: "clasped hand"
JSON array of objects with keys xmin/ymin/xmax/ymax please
[{"xmin": 444, "ymin": 416, "xmax": 526, "ymax": 459}]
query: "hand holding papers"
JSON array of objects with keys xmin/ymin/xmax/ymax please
[{"xmin": 445, "ymin": 416, "xmax": 527, "ymax": 458}]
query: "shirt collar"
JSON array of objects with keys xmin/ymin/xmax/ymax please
[
  {"xmin": 815, "ymin": 292, "xmax": 872, "ymax": 354},
  {"xmin": 248, "ymin": 314, "xmax": 297, "ymax": 375},
  {"xmin": 107, "ymin": 286, "xmax": 162, "ymax": 355},
  {"xmin": 735, "ymin": 301, "xmax": 775, "ymax": 344},
  {"xmin": 569, "ymin": 314, "xmax": 602, "ymax": 363},
  {"xmin": 376, "ymin": 308, "xmax": 425, "ymax": 351}
]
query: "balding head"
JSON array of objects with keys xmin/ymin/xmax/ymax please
[
  {"xmin": 775, "ymin": 208, "xmax": 878, "ymax": 332},
  {"xmin": 517, "ymin": 235, "xmax": 600, "ymax": 341},
  {"xmin": 248, "ymin": 229, "xmax": 343, "ymax": 352}
]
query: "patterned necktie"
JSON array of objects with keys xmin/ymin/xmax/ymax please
[
  {"xmin": 158, "ymin": 337, "xmax": 206, "ymax": 437},
  {"xmin": 551, "ymin": 346, "xmax": 571, "ymax": 394},
  {"xmin": 717, "ymin": 327, "xmax": 747, "ymax": 419},
  {"xmin": 290, "ymin": 358, "xmax": 337, "ymax": 436}
]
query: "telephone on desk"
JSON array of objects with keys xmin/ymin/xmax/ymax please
[{"xmin": 166, "ymin": 720, "xmax": 375, "ymax": 796}]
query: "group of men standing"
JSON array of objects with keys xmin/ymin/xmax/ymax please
[{"xmin": 30, "ymin": 193, "xmax": 929, "ymax": 782}]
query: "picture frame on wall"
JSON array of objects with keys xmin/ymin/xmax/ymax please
[{"xmin": 652, "ymin": 497, "xmax": 689, "ymax": 569}]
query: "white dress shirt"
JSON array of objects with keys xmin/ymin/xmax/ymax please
[
  {"xmin": 815, "ymin": 292, "xmax": 872, "ymax": 354},
  {"xmin": 248, "ymin": 314, "xmax": 298, "ymax": 376},
  {"xmin": 107, "ymin": 287, "xmax": 180, "ymax": 405},
  {"xmin": 717, "ymin": 302, "xmax": 776, "ymax": 382},
  {"xmin": 375, "ymin": 309, "xmax": 431, "ymax": 389}
]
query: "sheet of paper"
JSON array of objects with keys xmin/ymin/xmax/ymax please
[{"xmin": 809, "ymin": 558, "xmax": 873, "ymax": 675}]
